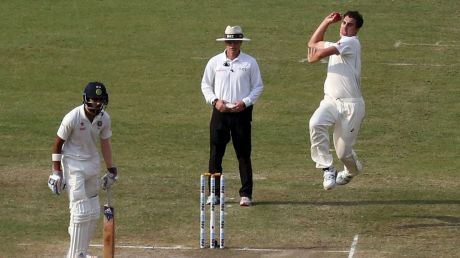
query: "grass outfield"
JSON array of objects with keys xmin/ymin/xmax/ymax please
[{"xmin": 1, "ymin": 0, "xmax": 459, "ymax": 257}]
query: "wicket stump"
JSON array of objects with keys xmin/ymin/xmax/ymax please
[{"xmin": 200, "ymin": 173, "xmax": 225, "ymax": 249}]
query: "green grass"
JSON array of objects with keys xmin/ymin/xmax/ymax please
[{"xmin": 1, "ymin": 0, "xmax": 459, "ymax": 257}]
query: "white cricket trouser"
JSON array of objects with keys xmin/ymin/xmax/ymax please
[
  {"xmin": 309, "ymin": 95, "xmax": 365, "ymax": 173},
  {"xmin": 62, "ymin": 157, "xmax": 101, "ymax": 258}
]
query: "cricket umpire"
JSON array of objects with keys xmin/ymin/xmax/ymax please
[
  {"xmin": 201, "ymin": 25, "xmax": 264, "ymax": 206},
  {"xmin": 48, "ymin": 82, "xmax": 118, "ymax": 257}
]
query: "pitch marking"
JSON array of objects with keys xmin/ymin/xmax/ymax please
[
  {"xmin": 19, "ymin": 243, "xmax": 351, "ymax": 254},
  {"xmin": 394, "ymin": 40, "xmax": 460, "ymax": 48},
  {"xmin": 90, "ymin": 244, "xmax": 194, "ymax": 250},
  {"xmin": 348, "ymin": 234, "xmax": 359, "ymax": 258},
  {"xmin": 89, "ymin": 244, "xmax": 349, "ymax": 253},
  {"xmin": 299, "ymin": 58, "xmax": 328, "ymax": 63},
  {"xmin": 382, "ymin": 63, "xmax": 458, "ymax": 67}
]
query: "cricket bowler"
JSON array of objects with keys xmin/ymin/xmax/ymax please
[{"xmin": 307, "ymin": 11, "xmax": 365, "ymax": 190}]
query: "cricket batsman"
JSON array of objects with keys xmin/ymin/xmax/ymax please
[
  {"xmin": 307, "ymin": 11, "xmax": 365, "ymax": 190},
  {"xmin": 48, "ymin": 81, "xmax": 118, "ymax": 257}
]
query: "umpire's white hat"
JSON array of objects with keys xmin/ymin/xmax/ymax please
[{"xmin": 216, "ymin": 25, "xmax": 251, "ymax": 41}]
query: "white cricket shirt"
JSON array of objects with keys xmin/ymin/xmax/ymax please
[
  {"xmin": 324, "ymin": 36, "xmax": 362, "ymax": 99},
  {"xmin": 57, "ymin": 104, "xmax": 112, "ymax": 160},
  {"xmin": 201, "ymin": 50, "xmax": 264, "ymax": 107}
]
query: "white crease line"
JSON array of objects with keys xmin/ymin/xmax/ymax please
[
  {"xmin": 394, "ymin": 40, "xmax": 460, "ymax": 48},
  {"xmin": 382, "ymin": 63, "xmax": 458, "ymax": 67},
  {"xmin": 348, "ymin": 234, "xmax": 359, "ymax": 258},
  {"xmin": 400, "ymin": 43, "xmax": 459, "ymax": 47},
  {"xmin": 231, "ymin": 247, "xmax": 286, "ymax": 252},
  {"xmin": 89, "ymin": 244, "xmax": 348, "ymax": 253},
  {"xmin": 190, "ymin": 57, "xmax": 208, "ymax": 60},
  {"xmin": 90, "ymin": 244, "xmax": 194, "ymax": 250},
  {"xmin": 299, "ymin": 58, "xmax": 328, "ymax": 63}
]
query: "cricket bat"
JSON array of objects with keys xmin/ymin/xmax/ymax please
[{"xmin": 103, "ymin": 187, "xmax": 115, "ymax": 258}]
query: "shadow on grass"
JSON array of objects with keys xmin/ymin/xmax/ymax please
[
  {"xmin": 252, "ymin": 199, "xmax": 460, "ymax": 206},
  {"xmin": 394, "ymin": 215, "xmax": 460, "ymax": 228},
  {"xmin": 250, "ymin": 200, "xmax": 460, "ymax": 229}
]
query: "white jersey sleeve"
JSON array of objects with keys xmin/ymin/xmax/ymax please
[
  {"xmin": 201, "ymin": 56, "xmax": 219, "ymax": 105},
  {"xmin": 57, "ymin": 108, "xmax": 78, "ymax": 141},
  {"xmin": 99, "ymin": 112, "xmax": 112, "ymax": 140}
]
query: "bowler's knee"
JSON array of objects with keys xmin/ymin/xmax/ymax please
[
  {"xmin": 309, "ymin": 116, "xmax": 324, "ymax": 132},
  {"xmin": 309, "ymin": 116, "xmax": 317, "ymax": 129}
]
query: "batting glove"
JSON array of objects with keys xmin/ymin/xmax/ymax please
[
  {"xmin": 48, "ymin": 170, "xmax": 65, "ymax": 195},
  {"xmin": 102, "ymin": 167, "xmax": 118, "ymax": 190}
]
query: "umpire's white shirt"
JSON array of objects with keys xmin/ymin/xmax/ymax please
[
  {"xmin": 57, "ymin": 104, "xmax": 112, "ymax": 160},
  {"xmin": 324, "ymin": 36, "xmax": 361, "ymax": 99},
  {"xmin": 201, "ymin": 50, "xmax": 264, "ymax": 107}
]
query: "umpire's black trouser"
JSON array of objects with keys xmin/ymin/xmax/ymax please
[{"xmin": 208, "ymin": 106, "xmax": 253, "ymax": 198}]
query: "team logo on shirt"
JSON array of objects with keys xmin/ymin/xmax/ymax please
[
  {"xmin": 97, "ymin": 121, "xmax": 103, "ymax": 127},
  {"xmin": 79, "ymin": 122, "xmax": 86, "ymax": 131}
]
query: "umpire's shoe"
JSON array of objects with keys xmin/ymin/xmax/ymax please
[{"xmin": 206, "ymin": 195, "xmax": 220, "ymax": 205}]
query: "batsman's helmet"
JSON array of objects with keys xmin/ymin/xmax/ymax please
[{"xmin": 82, "ymin": 81, "xmax": 109, "ymax": 115}]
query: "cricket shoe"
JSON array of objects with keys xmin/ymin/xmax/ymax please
[
  {"xmin": 336, "ymin": 170, "xmax": 355, "ymax": 185},
  {"xmin": 239, "ymin": 197, "xmax": 252, "ymax": 206},
  {"xmin": 337, "ymin": 153, "xmax": 363, "ymax": 185},
  {"xmin": 206, "ymin": 195, "xmax": 220, "ymax": 205},
  {"xmin": 323, "ymin": 167, "xmax": 337, "ymax": 190}
]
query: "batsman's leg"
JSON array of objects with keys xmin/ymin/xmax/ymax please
[
  {"xmin": 86, "ymin": 176, "xmax": 101, "ymax": 246},
  {"xmin": 67, "ymin": 199, "xmax": 95, "ymax": 258},
  {"xmin": 66, "ymin": 162, "xmax": 100, "ymax": 258},
  {"xmin": 87, "ymin": 196, "xmax": 100, "ymax": 247}
]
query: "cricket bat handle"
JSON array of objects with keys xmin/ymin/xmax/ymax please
[{"xmin": 106, "ymin": 187, "xmax": 112, "ymax": 206}]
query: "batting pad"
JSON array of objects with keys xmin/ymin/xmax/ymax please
[
  {"xmin": 67, "ymin": 197, "xmax": 100, "ymax": 258},
  {"xmin": 67, "ymin": 222, "xmax": 90, "ymax": 258},
  {"xmin": 88, "ymin": 197, "xmax": 100, "ymax": 243}
]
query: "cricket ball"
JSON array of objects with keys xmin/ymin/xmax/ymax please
[{"xmin": 332, "ymin": 12, "xmax": 341, "ymax": 22}]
